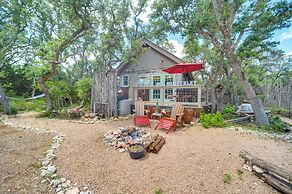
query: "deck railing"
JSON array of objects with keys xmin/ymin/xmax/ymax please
[{"xmin": 132, "ymin": 84, "xmax": 202, "ymax": 108}]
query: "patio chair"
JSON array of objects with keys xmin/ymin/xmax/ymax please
[
  {"xmin": 134, "ymin": 100, "xmax": 151, "ymax": 127},
  {"xmin": 155, "ymin": 103, "xmax": 184, "ymax": 134}
]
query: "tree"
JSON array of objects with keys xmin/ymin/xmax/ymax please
[
  {"xmin": 151, "ymin": 0, "xmax": 292, "ymax": 125},
  {"xmin": 0, "ymin": 0, "xmax": 34, "ymax": 113}
]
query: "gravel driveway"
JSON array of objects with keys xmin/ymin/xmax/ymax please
[{"xmin": 9, "ymin": 113, "xmax": 292, "ymax": 194}]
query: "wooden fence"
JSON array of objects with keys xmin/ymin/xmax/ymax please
[
  {"xmin": 91, "ymin": 70, "xmax": 117, "ymax": 117},
  {"xmin": 256, "ymin": 83, "xmax": 292, "ymax": 110}
]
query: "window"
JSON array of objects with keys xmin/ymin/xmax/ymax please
[
  {"xmin": 152, "ymin": 75, "xmax": 161, "ymax": 86},
  {"xmin": 153, "ymin": 89, "xmax": 160, "ymax": 99},
  {"xmin": 165, "ymin": 75, "xmax": 174, "ymax": 85},
  {"xmin": 165, "ymin": 89, "xmax": 173, "ymax": 99},
  {"xmin": 122, "ymin": 75, "xmax": 129, "ymax": 87},
  {"xmin": 138, "ymin": 76, "xmax": 149, "ymax": 86}
]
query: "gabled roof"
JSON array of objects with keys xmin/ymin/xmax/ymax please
[{"xmin": 116, "ymin": 39, "xmax": 185, "ymax": 74}]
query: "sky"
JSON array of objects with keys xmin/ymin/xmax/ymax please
[
  {"xmin": 138, "ymin": 1, "xmax": 292, "ymax": 58},
  {"xmin": 166, "ymin": 26, "xmax": 292, "ymax": 59}
]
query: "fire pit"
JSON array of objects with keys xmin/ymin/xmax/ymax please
[
  {"xmin": 103, "ymin": 127, "xmax": 151, "ymax": 153},
  {"xmin": 128, "ymin": 144, "xmax": 145, "ymax": 159}
]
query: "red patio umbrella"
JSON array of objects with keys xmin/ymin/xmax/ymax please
[{"xmin": 162, "ymin": 63, "xmax": 204, "ymax": 74}]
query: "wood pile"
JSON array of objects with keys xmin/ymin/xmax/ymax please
[
  {"xmin": 68, "ymin": 106, "xmax": 83, "ymax": 118},
  {"xmin": 145, "ymin": 134, "xmax": 166, "ymax": 154},
  {"xmin": 225, "ymin": 115, "xmax": 252, "ymax": 124},
  {"xmin": 239, "ymin": 150, "xmax": 292, "ymax": 194}
]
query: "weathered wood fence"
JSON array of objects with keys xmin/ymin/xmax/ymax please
[{"xmin": 91, "ymin": 70, "xmax": 117, "ymax": 117}]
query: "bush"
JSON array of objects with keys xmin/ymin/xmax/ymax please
[
  {"xmin": 269, "ymin": 116, "xmax": 287, "ymax": 133},
  {"xmin": 223, "ymin": 105, "xmax": 235, "ymax": 114},
  {"xmin": 198, "ymin": 112, "xmax": 225, "ymax": 128},
  {"xmin": 8, "ymin": 107, "xmax": 18, "ymax": 115},
  {"xmin": 10, "ymin": 99, "xmax": 46, "ymax": 112}
]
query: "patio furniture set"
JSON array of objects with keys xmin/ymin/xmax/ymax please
[{"xmin": 134, "ymin": 100, "xmax": 185, "ymax": 134}]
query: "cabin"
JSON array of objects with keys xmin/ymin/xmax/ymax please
[{"xmin": 116, "ymin": 39, "xmax": 203, "ymax": 115}]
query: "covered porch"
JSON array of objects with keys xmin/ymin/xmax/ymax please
[{"xmin": 132, "ymin": 84, "xmax": 203, "ymax": 108}]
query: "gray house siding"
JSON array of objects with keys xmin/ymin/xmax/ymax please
[{"xmin": 119, "ymin": 47, "xmax": 183, "ymax": 100}]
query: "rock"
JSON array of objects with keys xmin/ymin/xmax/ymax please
[
  {"xmin": 57, "ymin": 191, "xmax": 65, "ymax": 194},
  {"xmin": 56, "ymin": 187, "xmax": 62, "ymax": 192},
  {"xmin": 62, "ymin": 180, "xmax": 71, "ymax": 188},
  {"xmin": 51, "ymin": 179, "xmax": 62, "ymax": 187},
  {"xmin": 118, "ymin": 148, "xmax": 126, "ymax": 153},
  {"xmin": 42, "ymin": 160, "xmax": 50, "ymax": 166},
  {"xmin": 80, "ymin": 191, "xmax": 89, "ymax": 194},
  {"xmin": 41, "ymin": 170, "xmax": 49, "ymax": 177},
  {"xmin": 65, "ymin": 187, "xmax": 79, "ymax": 194},
  {"xmin": 113, "ymin": 118, "xmax": 118, "ymax": 121},
  {"xmin": 47, "ymin": 165, "xmax": 56, "ymax": 174}
]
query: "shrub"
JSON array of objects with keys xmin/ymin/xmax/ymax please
[
  {"xmin": 223, "ymin": 105, "xmax": 235, "ymax": 114},
  {"xmin": 269, "ymin": 116, "xmax": 287, "ymax": 133},
  {"xmin": 223, "ymin": 173, "xmax": 232, "ymax": 184},
  {"xmin": 198, "ymin": 112, "xmax": 225, "ymax": 128},
  {"xmin": 8, "ymin": 107, "xmax": 18, "ymax": 115}
]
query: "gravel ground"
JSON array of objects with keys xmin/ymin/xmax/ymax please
[
  {"xmin": 0, "ymin": 123, "xmax": 53, "ymax": 194},
  {"xmin": 9, "ymin": 113, "xmax": 292, "ymax": 194}
]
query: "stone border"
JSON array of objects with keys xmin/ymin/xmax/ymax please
[
  {"xmin": 0, "ymin": 116, "xmax": 94, "ymax": 194},
  {"xmin": 227, "ymin": 126, "xmax": 292, "ymax": 143},
  {"xmin": 48, "ymin": 114, "xmax": 133, "ymax": 125}
]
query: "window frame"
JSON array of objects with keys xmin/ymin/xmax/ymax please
[
  {"xmin": 122, "ymin": 75, "xmax": 129, "ymax": 87},
  {"xmin": 152, "ymin": 89, "xmax": 161, "ymax": 100}
]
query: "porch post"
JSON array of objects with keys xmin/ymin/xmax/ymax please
[
  {"xmin": 160, "ymin": 87, "xmax": 164, "ymax": 104},
  {"xmin": 198, "ymin": 86, "xmax": 202, "ymax": 108}
]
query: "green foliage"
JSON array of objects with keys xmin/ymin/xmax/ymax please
[
  {"xmin": 223, "ymin": 105, "xmax": 235, "ymax": 114},
  {"xmin": 198, "ymin": 112, "xmax": 225, "ymax": 128},
  {"xmin": 37, "ymin": 110, "xmax": 56, "ymax": 118},
  {"xmin": 237, "ymin": 169, "xmax": 243, "ymax": 180},
  {"xmin": 74, "ymin": 77, "xmax": 92, "ymax": 102},
  {"xmin": 223, "ymin": 173, "xmax": 232, "ymax": 184},
  {"xmin": 8, "ymin": 107, "xmax": 18, "ymax": 115},
  {"xmin": 10, "ymin": 99, "xmax": 46, "ymax": 112},
  {"xmin": 154, "ymin": 187, "xmax": 162, "ymax": 194},
  {"xmin": 269, "ymin": 116, "xmax": 286, "ymax": 133}
]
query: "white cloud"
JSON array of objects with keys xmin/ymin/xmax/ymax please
[
  {"xmin": 169, "ymin": 39, "xmax": 184, "ymax": 58},
  {"xmin": 285, "ymin": 51, "xmax": 292, "ymax": 56},
  {"xmin": 279, "ymin": 28, "xmax": 292, "ymax": 41}
]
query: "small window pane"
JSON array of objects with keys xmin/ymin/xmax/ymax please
[
  {"xmin": 153, "ymin": 76, "xmax": 161, "ymax": 86},
  {"xmin": 153, "ymin": 89, "xmax": 160, "ymax": 99},
  {"xmin": 123, "ymin": 76, "xmax": 129, "ymax": 86},
  {"xmin": 165, "ymin": 89, "xmax": 173, "ymax": 99},
  {"xmin": 165, "ymin": 75, "xmax": 173, "ymax": 85}
]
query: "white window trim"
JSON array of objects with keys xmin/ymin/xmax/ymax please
[{"xmin": 122, "ymin": 75, "xmax": 129, "ymax": 87}]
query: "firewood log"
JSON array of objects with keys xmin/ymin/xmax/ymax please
[
  {"xmin": 153, "ymin": 138, "xmax": 165, "ymax": 154},
  {"xmin": 239, "ymin": 150, "xmax": 292, "ymax": 182},
  {"xmin": 145, "ymin": 134, "xmax": 159, "ymax": 152},
  {"xmin": 149, "ymin": 136, "xmax": 163, "ymax": 151},
  {"xmin": 239, "ymin": 150, "xmax": 292, "ymax": 194}
]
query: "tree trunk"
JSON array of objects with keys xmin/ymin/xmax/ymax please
[
  {"xmin": 0, "ymin": 84, "xmax": 9, "ymax": 113},
  {"xmin": 211, "ymin": 86, "xmax": 217, "ymax": 113},
  {"xmin": 39, "ymin": 78, "xmax": 53, "ymax": 110},
  {"xmin": 228, "ymin": 57, "xmax": 269, "ymax": 125},
  {"xmin": 217, "ymin": 91, "xmax": 224, "ymax": 113}
]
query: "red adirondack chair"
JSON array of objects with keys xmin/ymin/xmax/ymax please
[
  {"xmin": 155, "ymin": 103, "xmax": 184, "ymax": 133},
  {"xmin": 134, "ymin": 100, "xmax": 151, "ymax": 127}
]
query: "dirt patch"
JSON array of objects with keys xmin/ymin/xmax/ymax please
[
  {"xmin": 9, "ymin": 114, "xmax": 292, "ymax": 194},
  {"xmin": 0, "ymin": 124, "xmax": 53, "ymax": 194}
]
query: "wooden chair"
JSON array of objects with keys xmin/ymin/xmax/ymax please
[
  {"xmin": 155, "ymin": 103, "xmax": 184, "ymax": 134},
  {"xmin": 134, "ymin": 100, "xmax": 151, "ymax": 127}
]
